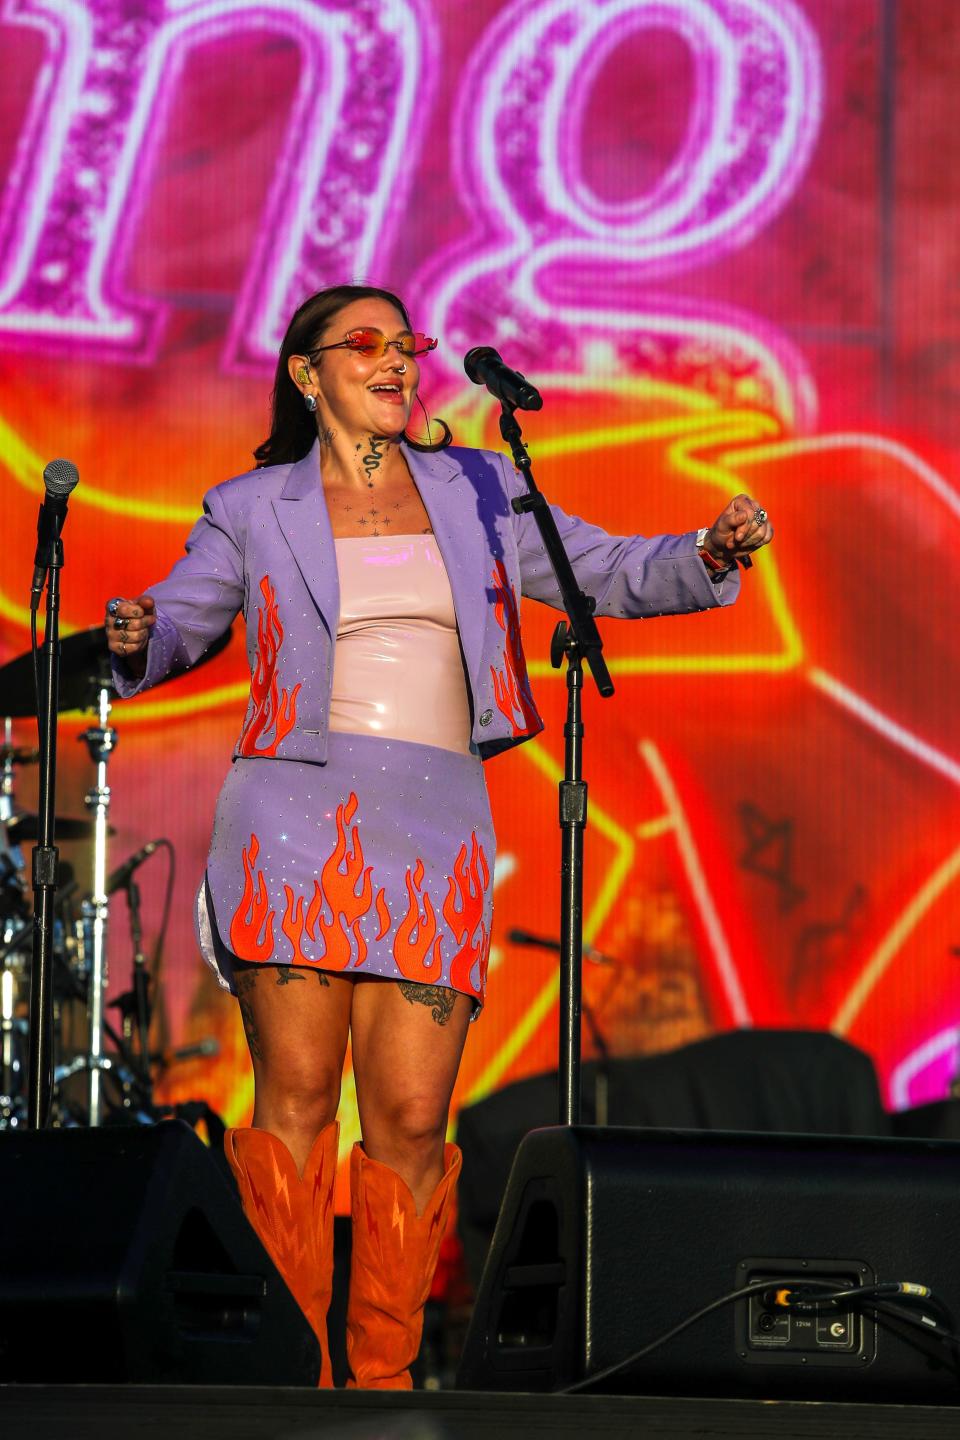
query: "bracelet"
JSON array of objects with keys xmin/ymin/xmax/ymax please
[
  {"xmin": 698, "ymin": 546, "xmax": 729, "ymax": 573},
  {"xmin": 695, "ymin": 528, "xmax": 730, "ymax": 573}
]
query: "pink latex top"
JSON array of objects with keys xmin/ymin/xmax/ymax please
[{"xmin": 329, "ymin": 534, "xmax": 473, "ymax": 754}]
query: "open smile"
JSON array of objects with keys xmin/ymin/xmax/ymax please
[{"xmin": 368, "ymin": 383, "xmax": 405, "ymax": 405}]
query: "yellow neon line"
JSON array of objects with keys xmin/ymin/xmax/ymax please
[
  {"xmin": 0, "ymin": 415, "xmax": 198, "ymax": 524},
  {"xmin": 0, "ymin": 592, "xmax": 81, "ymax": 634},
  {"xmin": 832, "ymin": 845, "xmax": 960, "ymax": 1034},
  {"xmin": 636, "ymin": 814, "xmax": 673, "ymax": 840},
  {"xmin": 224, "ymin": 1069, "xmax": 254, "ymax": 1130},
  {"xmin": 666, "ymin": 427, "xmax": 805, "ymax": 670},
  {"xmin": 440, "ymin": 372, "xmax": 723, "ymax": 445},
  {"xmin": 464, "ymin": 739, "xmax": 634, "ymax": 1105},
  {"xmin": 640, "ymin": 738, "xmax": 751, "ymax": 1027},
  {"xmin": 527, "ymin": 649, "xmax": 798, "ymax": 678},
  {"xmin": 55, "ymin": 678, "xmax": 250, "ymax": 727},
  {"xmin": 531, "ymin": 409, "xmax": 758, "ymax": 462}
]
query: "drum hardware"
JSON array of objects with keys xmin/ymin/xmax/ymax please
[
  {"xmin": 0, "ymin": 622, "xmax": 233, "ymax": 1129},
  {"xmin": 6, "ymin": 813, "xmax": 107, "ymax": 843},
  {"xmin": 78, "ymin": 680, "xmax": 118, "ymax": 1128}
]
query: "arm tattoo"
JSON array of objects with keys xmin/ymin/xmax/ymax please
[
  {"xmin": 235, "ymin": 969, "xmax": 263, "ymax": 1060},
  {"xmin": 398, "ymin": 981, "xmax": 456, "ymax": 1027}
]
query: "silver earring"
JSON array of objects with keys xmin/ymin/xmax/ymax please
[{"xmin": 303, "ymin": 392, "xmax": 317, "ymax": 413}]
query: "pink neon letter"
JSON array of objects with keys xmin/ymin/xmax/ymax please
[
  {"xmin": 0, "ymin": 0, "xmax": 431, "ymax": 366},
  {"xmin": 421, "ymin": 0, "xmax": 823, "ymax": 425}
]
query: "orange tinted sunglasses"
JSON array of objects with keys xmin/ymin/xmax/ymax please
[{"xmin": 311, "ymin": 327, "xmax": 438, "ymax": 360}]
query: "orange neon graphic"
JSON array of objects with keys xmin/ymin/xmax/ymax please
[{"xmin": 237, "ymin": 575, "xmax": 302, "ymax": 757}]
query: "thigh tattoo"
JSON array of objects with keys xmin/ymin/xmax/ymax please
[
  {"xmin": 398, "ymin": 981, "xmax": 456, "ymax": 1027},
  {"xmin": 235, "ymin": 968, "xmax": 262, "ymax": 1060},
  {"xmin": 275, "ymin": 965, "xmax": 304, "ymax": 985},
  {"xmin": 275, "ymin": 964, "xmax": 329, "ymax": 987}
]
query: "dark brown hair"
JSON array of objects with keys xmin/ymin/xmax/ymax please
[{"xmin": 253, "ymin": 284, "xmax": 452, "ymax": 468}]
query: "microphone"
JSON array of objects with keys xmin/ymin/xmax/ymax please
[
  {"xmin": 463, "ymin": 347, "xmax": 543, "ymax": 411},
  {"xmin": 105, "ymin": 839, "xmax": 164, "ymax": 896},
  {"xmin": 31, "ymin": 458, "xmax": 80, "ymax": 610},
  {"xmin": 507, "ymin": 926, "xmax": 612, "ymax": 964},
  {"xmin": 151, "ymin": 1037, "xmax": 220, "ymax": 1066}
]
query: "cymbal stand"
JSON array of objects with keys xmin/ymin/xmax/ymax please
[
  {"xmin": 0, "ymin": 725, "xmax": 18, "ymax": 1114},
  {"xmin": 1, "ymin": 717, "xmax": 15, "ymax": 826},
  {"xmin": 78, "ymin": 684, "xmax": 117, "ymax": 1126}
]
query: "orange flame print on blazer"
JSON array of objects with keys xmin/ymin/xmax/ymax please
[
  {"xmin": 237, "ymin": 575, "xmax": 302, "ymax": 757},
  {"xmin": 229, "ymin": 834, "xmax": 275, "ymax": 961},
  {"xmin": 443, "ymin": 831, "xmax": 491, "ymax": 1000},
  {"xmin": 394, "ymin": 858, "xmax": 443, "ymax": 983},
  {"xmin": 278, "ymin": 793, "xmax": 374, "ymax": 970},
  {"xmin": 489, "ymin": 560, "xmax": 540, "ymax": 737}
]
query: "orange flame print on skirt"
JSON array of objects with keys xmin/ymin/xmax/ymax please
[
  {"xmin": 229, "ymin": 834, "xmax": 275, "ymax": 961},
  {"xmin": 443, "ymin": 831, "xmax": 491, "ymax": 1000},
  {"xmin": 394, "ymin": 858, "xmax": 443, "ymax": 983},
  {"xmin": 489, "ymin": 560, "xmax": 541, "ymax": 737},
  {"xmin": 278, "ymin": 793, "xmax": 374, "ymax": 970},
  {"xmin": 237, "ymin": 575, "xmax": 302, "ymax": 757}
]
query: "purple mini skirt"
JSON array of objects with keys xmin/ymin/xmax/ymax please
[{"xmin": 196, "ymin": 732, "xmax": 495, "ymax": 1009}]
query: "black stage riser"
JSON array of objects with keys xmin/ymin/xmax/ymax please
[
  {"xmin": 3, "ymin": 1386, "xmax": 960, "ymax": 1440},
  {"xmin": 0, "ymin": 1120, "xmax": 318, "ymax": 1385},
  {"xmin": 458, "ymin": 1125, "xmax": 960, "ymax": 1402}
]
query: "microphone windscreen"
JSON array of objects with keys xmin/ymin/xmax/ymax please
[
  {"xmin": 42, "ymin": 458, "xmax": 80, "ymax": 497},
  {"xmin": 463, "ymin": 346, "xmax": 498, "ymax": 384}
]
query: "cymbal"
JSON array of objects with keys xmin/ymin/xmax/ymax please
[
  {"xmin": 5, "ymin": 812, "xmax": 109, "ymax": 843},
  {"xmin": 0, "ymin": 621, "xmax": 233, "ymax": 717}
]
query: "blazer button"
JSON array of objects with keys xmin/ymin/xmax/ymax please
[{"xmin": 479, "ymin": 709, "xmax": 494, "ymax": 727}]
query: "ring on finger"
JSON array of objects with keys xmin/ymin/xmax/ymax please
[
  {"xmin": 754, "ymin": 507, "xmax": 768, "ymax": 526},
  {"xmin": 114, "ymin": 616, "xmax": 128, "ymax": 630},
  {"xmin": 107, "ymin": 597, "xmax": 123, "ymax": 617}
]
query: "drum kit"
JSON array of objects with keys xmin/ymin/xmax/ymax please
[{"xmin": 0, "ymin": 623, "xmax": 230, "ymax": 1129}]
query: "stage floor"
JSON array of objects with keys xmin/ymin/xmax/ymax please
[{"xmin": 2, "ymin": 1386, "xmax": 959, "ymax": 1440}]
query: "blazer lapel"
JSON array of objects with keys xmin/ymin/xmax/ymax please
[
  {"xmin": 403, "ymin": 444, "xmax": 489, "ymax": 693},
  {"xmin": 271, "ymin": 441, "xmax": 339, "ymax": 638}
]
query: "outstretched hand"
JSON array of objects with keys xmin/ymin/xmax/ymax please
[{"xmin": 702, "ymin": 494, "xmax": 773, "ymax": 567}]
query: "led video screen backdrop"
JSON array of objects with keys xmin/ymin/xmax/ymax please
[{"xmin": 2, "ymin": 0, "xmax": 959, "ymax": 1184}]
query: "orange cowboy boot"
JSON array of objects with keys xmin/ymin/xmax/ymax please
[
  {"xmin": 225, "ymin": 1122, "xmax": 339, "ymax": 1387},
  {"xmin": 346, "ymin": 1141, "xmax": 461, "ymax": 1390}
]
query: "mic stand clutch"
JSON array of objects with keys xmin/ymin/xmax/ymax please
[{"xmin": 498, "ymin": 401, "xmax": 614, "ymax": 1126}]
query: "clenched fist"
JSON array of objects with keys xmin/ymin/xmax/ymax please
[
  {"xmin": 701, "ymin": 494, "xmax": 773, "ymax": 567},
  {"xmin": 104, "ymin": 594, "xmax": 156, "ymax": 676}
]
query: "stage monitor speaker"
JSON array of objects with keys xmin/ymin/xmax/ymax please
[
  {"xmin": 0, "ymin": 1120, "xmax": 319, "ymax": 1384},
  {"xmin": 457, "ymin": 1125, "xmax": 960, "ymax": 1402}
]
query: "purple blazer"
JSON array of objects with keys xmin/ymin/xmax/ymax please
[{"xmin": 113, "ymin": 441, "xmax": 740, "ymax": 759}]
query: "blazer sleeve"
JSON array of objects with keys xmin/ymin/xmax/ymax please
[
  {"xmin": 496, "ymin": 452, "xmax": 741, "ymax": 617},
  {"xmin": 111, "ymin": 483, "xmax": 245, "ymax": 698}
]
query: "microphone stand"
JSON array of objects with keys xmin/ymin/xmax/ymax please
[
  {"xmin": 499, "ymin": 400, "xmax": 614, "ymax": 1126},
  {"xmin": 28, "ymin": 541, "xmax": 63, "ymax": 1128}
]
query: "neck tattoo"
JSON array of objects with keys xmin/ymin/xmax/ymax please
[
  {"xmin": 359, "ymin": 434, "xmax": 389, "ymax": 487},
  {"xmin": 318, "ymin": 426, "xmax": 336, "ymax": 449}
]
